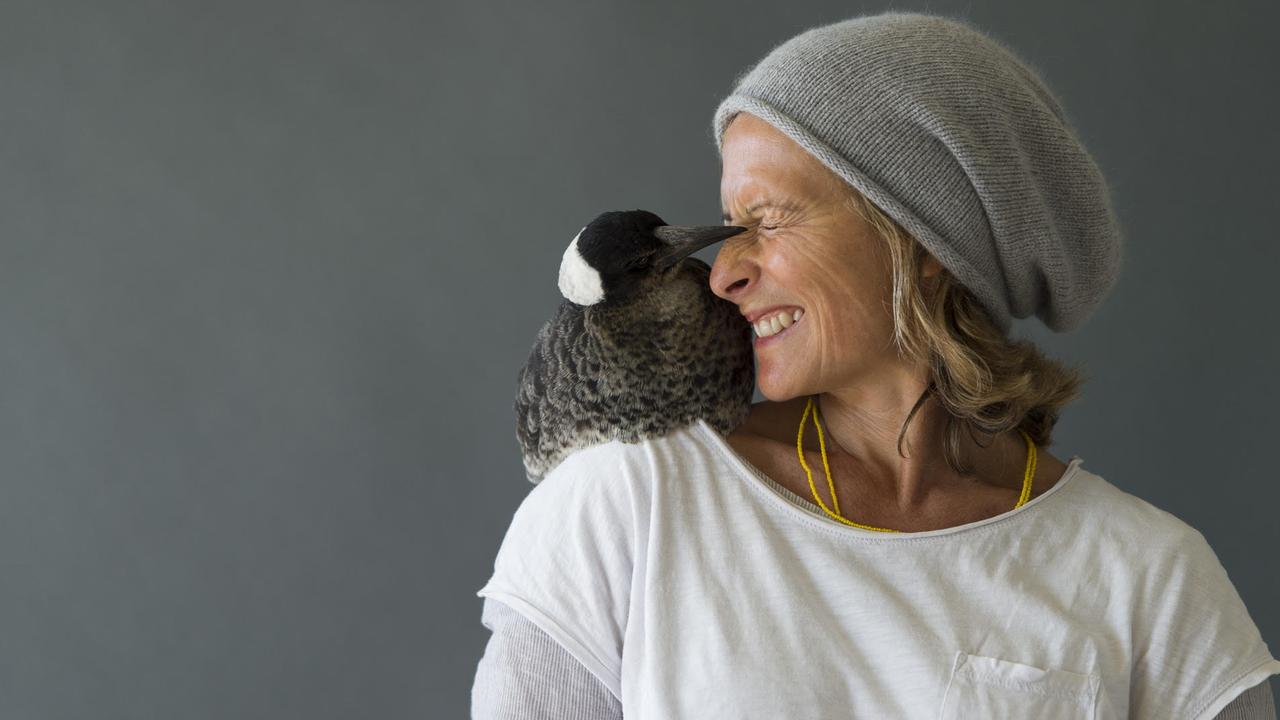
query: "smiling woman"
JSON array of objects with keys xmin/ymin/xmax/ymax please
[
  {"xmin": 711, "ymin": 112, "xmax": 1089, "ymax": 507},
  {"xmin": 473, "ymin": 10, "xmax": 1279, "ymax": 720}
]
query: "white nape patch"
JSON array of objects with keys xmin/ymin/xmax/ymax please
[{"xmin": 557, "ymin": 227, "xmax": 605, "ymax": 306}]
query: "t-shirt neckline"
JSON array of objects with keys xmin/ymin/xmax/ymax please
[{"xmin": 694, "ymin": 417, "xmax": 1086, "ymax": 541}]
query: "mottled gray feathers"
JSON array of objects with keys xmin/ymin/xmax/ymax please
[{"xmin": 516, "ymin": 259, "xmax": 754, "ymax": 483}]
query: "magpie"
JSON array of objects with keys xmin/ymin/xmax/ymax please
[{"xmin": 515, "ymin": 209, "xmax": 753, "ymax": 484}]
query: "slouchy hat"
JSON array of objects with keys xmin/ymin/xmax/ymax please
[{"xmin": 712, "ymin": 11, "xmax": 1124, "ymax": 334}]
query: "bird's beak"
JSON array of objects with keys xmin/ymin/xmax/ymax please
[{"xmin": 652, "ymin": 224, "xmax": 749, "ymax": 272}]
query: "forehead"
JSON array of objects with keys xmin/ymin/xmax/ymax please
[{"xmin": 719, "ymin": 113, "xmax": 839, "ymax": 211}]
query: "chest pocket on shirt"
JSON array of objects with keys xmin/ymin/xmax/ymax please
[{"xmin": 937, "ymin": 651, "xmax": 1100, "ymax": 720}]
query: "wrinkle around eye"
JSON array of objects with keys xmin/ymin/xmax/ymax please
[{"xmin": 721, "ymin": 216, "xmax": 778, "ymax": 230}]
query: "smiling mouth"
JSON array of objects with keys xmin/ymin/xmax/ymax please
[{"xmin": 752, "ymin": 309, "xmax": 804, "ymax": 340}]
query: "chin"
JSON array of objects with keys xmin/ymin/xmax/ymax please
[{"xmin": 754, "ymin": 370, "xmax": 806, "ymax": 403}]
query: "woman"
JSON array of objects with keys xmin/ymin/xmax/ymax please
[{"xmin": 472, "ymin": 12, "xmax": 1279, "ymax": 719}]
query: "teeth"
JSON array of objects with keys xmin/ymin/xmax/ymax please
[{"xmin": 753, "ymin": 309, "xmax": 803, "ymax": 338}]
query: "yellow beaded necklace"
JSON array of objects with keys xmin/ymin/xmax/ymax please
[{"xmin": 796, "ymin": 395, "xmax": 1037, "ymax": 532}]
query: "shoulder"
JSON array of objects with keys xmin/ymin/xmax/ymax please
[
  {"xmin": 538, "ymin": 420, "xmax": 727, "ymax": 488},
  {"xmin": 480, "ymin": 440, "xmax": 655, "ymax": 623},
  {"xmin": 1071, "ymin": 471, "xmax": 1261, "ymax": 635},
  {"xmin": 518, "ymin": 440, "xmax": 649, "ymax": 528},
  {"xmin": 514, "ymin": 427, "xmax": 712, "ymax": 534},
  {"xmin": 1066, "ymin": 468, "xmax": 1204, "ymax": 553},
  {"xmin": 1097, "ymin": 474, "xmax": 1280, "ymax": 718}
]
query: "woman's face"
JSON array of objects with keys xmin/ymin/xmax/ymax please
[{"xmin": 711, "ymin": 112, "xmax": 909, "ymax": 401}]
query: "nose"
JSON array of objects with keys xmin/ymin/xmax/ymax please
[{"xmin": 709, "ymin": 233, "xmax": 757, "ymax": 302}]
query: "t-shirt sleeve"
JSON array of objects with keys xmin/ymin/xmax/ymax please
[
  {"xmin": 1129, "ymin": 526, "xmax": 1280, "ymax": 720},
  {"xmin": 475, "ymin": 442, "xmax": 640, "ymax": 701}
]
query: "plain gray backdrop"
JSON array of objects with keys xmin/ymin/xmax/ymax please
[{"xmin": 1, "ymin": 0, "xmax": 1276, "ymax": 717}]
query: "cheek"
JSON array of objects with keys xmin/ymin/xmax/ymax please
[
  {"xmin": 758, "ymin": 231, "xmax": 877, "ymax": 313},
  {"xmin": 808, "ymin": 268, "xmax": 895, "ymax": 355},
  {"xmin": 758, "ymin": 237, "xmax": 823, "ymax": 284}
]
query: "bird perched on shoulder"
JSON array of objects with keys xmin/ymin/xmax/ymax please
[{"xmin": 515, "ymin": 209, "xmax": 754, "ymax": 484}]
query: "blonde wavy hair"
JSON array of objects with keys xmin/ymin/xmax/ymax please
[{"xmin": 841, "ymin": 189, "xmax": 1087, "ymax": 475}]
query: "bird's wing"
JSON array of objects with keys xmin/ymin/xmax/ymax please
[{"xmin": 514, "ymin": 301, "xmax": 597, "ymax": 482}]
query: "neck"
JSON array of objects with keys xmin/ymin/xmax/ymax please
[{"xmin": 810, "ymin": 384, "xmax": 1025, "ymax": 510}]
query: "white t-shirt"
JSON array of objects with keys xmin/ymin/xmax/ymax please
[{"xmin": 476, "ymin": 418, "xmax": 1280, "ymax": 719}]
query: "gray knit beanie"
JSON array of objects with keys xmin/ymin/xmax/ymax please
[{"xmin": 711, "ymin": 11, "xmax": 1123, "ymax": 334}]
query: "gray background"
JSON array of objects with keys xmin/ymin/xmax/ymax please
[{"xmin": 1, "ymin": 0, "xmax": 1276, "ymax": 717}]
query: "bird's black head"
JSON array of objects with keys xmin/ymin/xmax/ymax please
[{"xmin": 557, "ymin": 209, "xmax": 748, "ymax": 306}]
